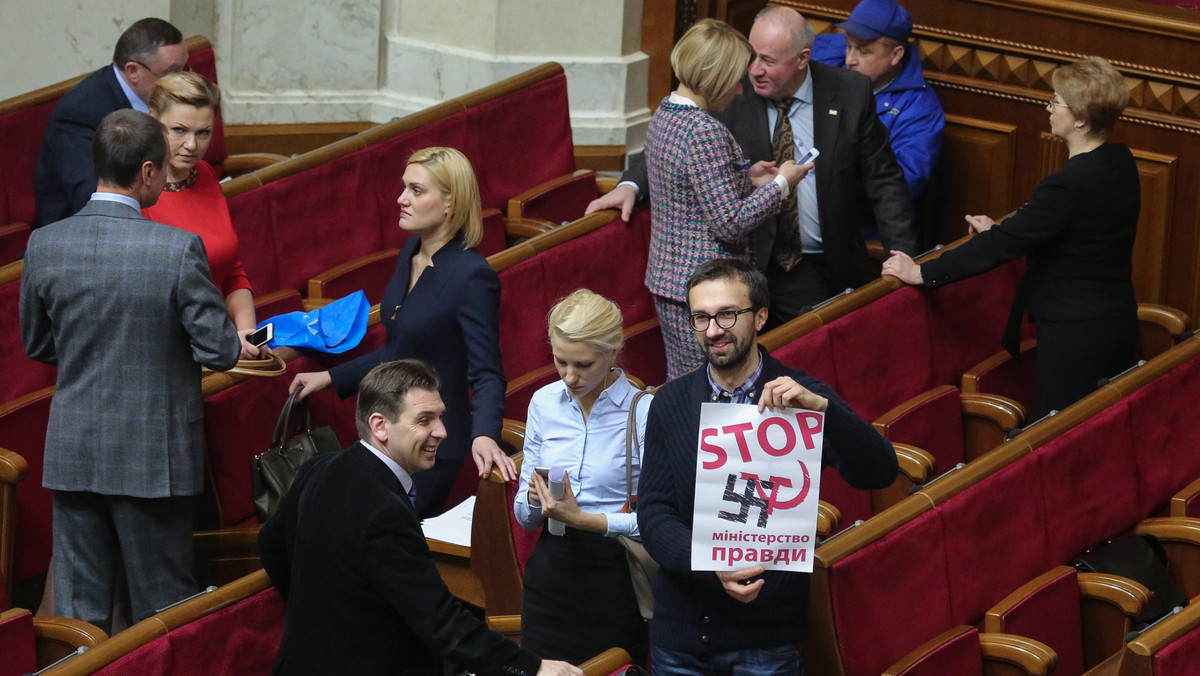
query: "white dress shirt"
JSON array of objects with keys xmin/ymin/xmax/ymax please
[{"xmin": 514, "ymin": 371, "xmax": 651, "ymax": 537}]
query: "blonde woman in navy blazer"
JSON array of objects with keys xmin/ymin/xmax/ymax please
[{"xmin": 290, "ymin": 147, "xmax": 515, "ymax": 517}]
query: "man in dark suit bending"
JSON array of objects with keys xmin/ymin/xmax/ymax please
[
  {"xmin": 34, "ymin": 17, "xmax": 188, "ymax": 227},
  {"xmin": 259, "ymin": 359, "xmax": 582, "ymax": 676},
  {"xmin": 589, "ymin": 6, "xmax": 916, "ymax": 327}
]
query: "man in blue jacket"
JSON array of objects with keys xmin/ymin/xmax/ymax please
[{"xmin": 813, "ymin": 0, "xmax": 944, "ymax": 237}]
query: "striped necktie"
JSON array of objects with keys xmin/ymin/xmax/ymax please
[{"xmin": 770, "ymin": 97, "xmax": 803, "ymax": 271}]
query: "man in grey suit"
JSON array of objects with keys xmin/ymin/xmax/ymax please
[
  {"xmin": 20, "ymin": 109, "xmax": 240, "ymax": 632},
  {"xmin": 588, "ymin": 6, "xmax": 916, "ymax": 328}
]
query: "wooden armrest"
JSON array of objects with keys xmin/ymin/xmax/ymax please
[
  {"xmin": 871, "ymin": 442, "xmax": 934, "ymax": 514},
  {"xmin": 0, "ymin": 447, "xmax": 29, "ymax": 484},
  {"xmin": 1137, "ymin": 303, "xmax": 1190, "ymax": 337},
  {"xmin": 894, "ymin": 442, "xmax": 936, "ymax": 484},
  {"xmin": 960, "ymin": 392, "xmax": 1025, "ymax": 462},
  {"xmin": 486, "ymin": 614, "xmax": 522, "ymax": 635},
  {"xmin": 1135, "ymin": 517, "xmax": 1200, "ymax": 599},
  {"xmin": 507, "ymin": 169, "xmax": 596, "ymax": 220},
  {"xmin": 817, "ymin": 500, "xmax": 842, "ymax": 538},
  {"xmin": 222, "ymin": 152, "xmax": 290, "ymax": 174},
  {"xmin": 580, "ymin": 647, "xmax": 634, "ymax": 676},
  {"xmin": 864, "ymin": 239, "xmax": 886, "ymax": 261},
  {"xmin": 33, "ymin": 615, "xmax": 108, "ymax": 666},
  {"xmin": 499, "ymin": 420, "xmax": 527, "ymax": 458},
  {"xmin": 978, "ymin": 632, "xmax": 1058, "ymax": 676},
  {"xmin": 1126, "ymin": 596, "xmax": 1200, "ymax": 657},
  {"xmin": 1170, "ymin": 475, "xmax": 1200, "ymax": 518},
  {"xmin": 595, "ymin": 176, "xmax": 618, "ymax": 194},
  {"xmin": 0, "ymin": 260, "xmax": 22, "ymax": 285},
  {"xmin": 1078, "ymin": 572, "xmax": 1151, "ymax": 616},
  {"xmin": 505, "ymin": 217, "xmax": 557, "ymax": 240},
  {"xmin": 306, "ymin": 248, "xmax": 400, "ymax": 297}
]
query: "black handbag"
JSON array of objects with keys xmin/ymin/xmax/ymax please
[
  {"xmin": 251, "ymin": 388, "xmax": 341, "ymax": 521},
  {"xmin": 1071, "ymin": 533, "xmax": 1189, "ymax": 633}
]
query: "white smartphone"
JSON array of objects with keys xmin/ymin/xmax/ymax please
[
  {"xmin": 798, "ymin": 147, "xmax": 820, "ymax": 165},
  {"xmin": 247, "ymin": 323, "xmax": 274, "ymax": 348}
]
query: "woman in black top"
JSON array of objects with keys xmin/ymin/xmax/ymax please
[{"xmin": 883, "ymin": 57, "xmax": 1138, "ymax": 418}]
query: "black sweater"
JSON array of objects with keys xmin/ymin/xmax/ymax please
[{"xmin": 637, "ymin": 350, "xmax": 899, "ymax": 653}]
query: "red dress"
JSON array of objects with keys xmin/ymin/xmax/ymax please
[{"xmin": 144, "ymin": 160, "xmax": 252, "ymax": 297}]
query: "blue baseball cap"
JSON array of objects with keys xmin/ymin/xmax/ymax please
[{"xmin": 836, "ymin": 0, "xmax": 913, "ymax": 42}]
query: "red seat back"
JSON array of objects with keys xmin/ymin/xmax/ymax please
[
  {"xmin": 0, "ymin": 608, "xmax": 37, "ymax": 676},
  {"xmin": 0, "ymin": 266, "xmax": 58, "ymax": 404},
  {"xmin": 985, "ymin": 566, "xmax": 1084, "ymax": 676},
  {"xmin": 0, "ymin": 388, "xmax": 54, "ymax": 584},
  {"xmin": 874, "ymin": 385, "xmax": 966, "ymax": 474},
  {"xmin": 884, "ymin": 626, "xmax": 984, "ymax": 676}
]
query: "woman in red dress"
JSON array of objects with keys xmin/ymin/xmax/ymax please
[{"xmin": 144, "ymin": 71, "xmax": 263, "ymax": 358}]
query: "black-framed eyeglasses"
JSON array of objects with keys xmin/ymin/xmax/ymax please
[
  {"xmin": 134, "ymin": 60, "xmax": 191, "ymax": 78},
  {"xmin": 689, "ymin": 307, "xmax": 756, "ymax": 332}
]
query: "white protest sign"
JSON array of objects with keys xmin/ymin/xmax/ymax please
[{"xmin": 690, "ymin": 403, "xmax": 824, "ymax": 573}]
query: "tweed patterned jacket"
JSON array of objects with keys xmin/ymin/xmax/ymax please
[{"xmin": 644, "ymin": 98, "xmax": 782, "ymax": 302}]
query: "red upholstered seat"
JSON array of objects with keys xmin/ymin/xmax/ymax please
[
  {"xmin": 0, "ymin": 264, "xmax": 58, "ymax": 405},
  {"xmin": 0, "ymin": 388, "xmax": 54, "ymax": 587},
  {"xmin": 874, "ymin": 385, "xmax": 966, "ymax": 476},
  {"xmin": 1152, "ymin": 619, "xmax": 1200, "ymax": 675},
  {"xmin": 984, "ymin": 566, "xmax": 1086, "ymax": 676},
  {"xmin": 252, "ymin": 288, "xmax": 305, "ymax": 320},
  {"xmin": 924, "ymin": 257, "xmax": 1027, "ymax": 384},
  {"xmin": 507, "ymin": 169, "xmax": 597, "ymax": 225},
  {"xmin": 0, "ymin": 608, "xmax": 37, "ymax": 676},
  {"xmin": 882, "ymin": 625, "xmax": 985, "ymax": 676},
  {"xmin": 505, "ymin": 364, "xmax": 559, "ymax": 425},
  {"xmin": 0, "ymin": 223, "xmax": 30, "ymax": 266},
  {"xmin": 961, "ymin": 339, "xmax": 1038, "ymax": 416},
  {"xmin": 1125, "ymin": 355, "xmax": 1200, "ymax": 517},
  {"xmin": 306, "ymin": 249, "xmax": 399, "ymax": 308},
  {"xmin": 621, "ymin": 318, "xmax": 667, "ymax": 388},
  {"xmin": 496, "ymin": 256, "xmax": 551, "ymax": 380},
  {"xmin": 478, "ymin": 208, "xmax": 507, "ymax": 257}
]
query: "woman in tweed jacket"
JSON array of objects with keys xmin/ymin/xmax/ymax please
[{"xmin": 645, "ymin": 19, "xmax": 808, "ymax": 379}]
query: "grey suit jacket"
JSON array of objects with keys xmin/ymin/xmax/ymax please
[
  {"xmin": 626, "ymin": 63, "xmax": 916, "ymax": 290},
  {"xmin": 20, "ymin": 199, "xmax": 240, "ymax": 498}
]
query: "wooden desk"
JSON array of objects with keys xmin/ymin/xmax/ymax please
[{"xmin": 427, "ymin": 538, "xmax": 485, "ymax": 610}]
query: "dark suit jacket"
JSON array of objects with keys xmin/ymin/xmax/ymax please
[
  {"xmin": 259, "ymin": 444, "xmax": 541, "ymax": 676},
  {"xmin": 34, "ymin": 66, "xmax": 130, "ymax": 227},
  {"xmin": 20, "ymin": 199, "xmax": 239, "ymax": 497},
  {"xmin": 327, "ymin": 232, "xmax": 505, "ymax": 517},
  {"xmin": 625, "ymin": 63, "xmax": 915, "ymax": 290}
]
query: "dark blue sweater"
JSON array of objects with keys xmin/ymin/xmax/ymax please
[{"xmin": 637, "ymin": 350, "xmax": 898, "ymax": 653}]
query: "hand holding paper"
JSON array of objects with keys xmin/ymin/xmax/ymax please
[{"xmin": 758, "ymin": 376, "xmax": 828, "ymax": 413}]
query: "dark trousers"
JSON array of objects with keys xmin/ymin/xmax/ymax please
[
  {"xmin": 52, "ymin": 491, "xmax": 196, "ymax": 633},
  {"xmin": 1032, "ymin": 314, "xmax": 1137, "ymax": 419},
  {"xmin": 764, "ymin": 256, "xmax": 841, "ymax": 330}
]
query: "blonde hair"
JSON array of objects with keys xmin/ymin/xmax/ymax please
[
  {"xmin": 148, "ymin": 71, "xmax": 220, "ymax": 116},
  {"xmin": 1051, "ymin": 56, "xmax": 1129, "ymax": 140},
  {"xmin": 547, "ymin": 289, "xmax": 624, "ymax": 355},
  {"xmin": 671, "ymin": 19, "xmax": 753, "ymax": 107},
  {"xmin": 406, "ymin": 147, "xmax": 483, "ymax": 249}
]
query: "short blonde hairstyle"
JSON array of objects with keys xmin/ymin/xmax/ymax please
[
  {"xmin": 671, "ymin": 19, "xmax": 753, "ymax": 107},
  {"xmin": 547, "ymin": 289, "xmax": 624, "ymax": 355},
  {"xmin": 1052, "ymin": 56, "xmax": 1129, "ymax": 140},
  {"xmin": 406, "ymin": 147, "xmax": 483, "ymax": 249},
  {"xmin": 148, "ymin": 71, "xmax": 220, "ymax": 116}
]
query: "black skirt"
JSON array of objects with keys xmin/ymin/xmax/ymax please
[{"xmin": 520, "ymin": 526, "xmax": 648, "ymax": 666}]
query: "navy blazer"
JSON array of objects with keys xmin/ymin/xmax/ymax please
[
  {"xmin": 328, "ymin": 233, "xmax": 505, "ymax": 516},
  {"xmin": 259, "ymin": 445, "xmax": 541, "ymax": 675},
  {"xmin": 34, "ymin": 66, "xmax": 130, "ymax": 227},
  {"xmin": 625, "ymin": 63, "xmax": 915, "ymax": 290}
]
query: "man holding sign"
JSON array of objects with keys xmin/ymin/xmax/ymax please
[{"xmin": 638, "ymin": 259, "xmax": 898, "ymax": 675}]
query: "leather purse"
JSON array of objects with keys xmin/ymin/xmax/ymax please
[
  {"xmin": 252, "ymin": 388, "xmax": 341, "ymax": 521},
  {"xmin": 1071, "ymin": 533, "xmax": 1189, "ymax": 634},
  {"xmin": 617, "ymin": 388, "xmax": 659, "ymax": 620}
]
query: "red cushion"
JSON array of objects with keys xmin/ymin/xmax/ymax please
[
  {"xmin": 1154, "ymin": 621, "xmax": 1200, "ymax": 676},
  {"xmin": 831, "ymin": 513, "xmax": 954, "ymax": 676},
  {"xmin": 253, "ymin": 289, "xmax": 305, "ymax": 320},
  {"xmin": 989, "ymin": 567, "xmax": 1084, "ymax": 676},
  {"xmin": 537, "ymin": 214, "xmax": 655, "ymax": 327},
  {"xmin": 504, "ymin": 366, "xmax": 558, "ymax": 425},
  {"xmin": 478, "ymin": 209, "xmax": 506, "ymax": 258},
  {"xmin": 512, "ymin": 172, "xmax": 596, "ymax": 225},
  {"xmin": 1036, "ymin": 401, "xmax": 1141, "ymax": 564},
  {"xmin": 621, "ymin": 321, "xmax": 667, "ymax": 388},
  {"xmin": 227, "ymin": 189, "xmax": 281, "ymax": 295},
  {"xmin": 0, "ymin": 100, "xmax": 56, "ymax": 226},
  {"xmin": 311, "ymin": 251, "xmax": 399, "ymax": 307},
  {"xmin": 924, "ymin": 257, "xmax": 1025, "ymax": 385},
  {"xmin": 0, "ymin": 224, "xmax": 30, "ymax": 266},
  {"xmin": 0, "ymin": 609, "xmax": 37, "ymax": 676},
  {"xmin": 164, "ymin": 587, "xmax": 284, "ymax": 675},
  {"xmin": 770, "ymin": 324, "xmax": 838, "ymax": 387},
  {"xmin": 0, "ymin": 388, "xmax": 54, "ymax": 583},
  {"xmin": 1125, "ymin": 354, "xmax": 1200, "ymax": 515},
  {"xmin": 0, "ymin": 276, "xmax": 58, "ymax": 404},
  {"xmin": 818, "ymin": 466, "xmax": 873, "ymax": 527},
  {"xmin": 940, "ymin": 457, "xmax": 1051, "ymax": 622},
  {"xmin": 965, "ymin": 343, "xmax": 1038, "ymax": 413},
  {"xmin": 496, "ymin": 256, "xmax": 550, "ymax": 380},
  {"xmin": 824, "ymin": 287, "xmax": 935, "ymax": 421},
  {"xmin": 466, "ymin": 73, "xmax": 575, "ymax": 208},
  {"xmin": 507, "ymin": 478, "xmax": 539, "ymax": 572},
  {"xmin": 263, "ymin": 156, "xmax": 385, "ymax": 294},
  {"xmin": 876, "ymin": 386, "xmax": 965, "ymax": 472}
]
